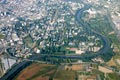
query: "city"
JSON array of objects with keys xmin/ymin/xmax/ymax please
[{"xmin": 0, "ymin": 0, "xmax": 120, "ymax": 80}]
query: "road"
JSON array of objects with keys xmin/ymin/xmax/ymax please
[{"xmin": 0, "ymin": 4, "xmax": 111, "ymax": 80}]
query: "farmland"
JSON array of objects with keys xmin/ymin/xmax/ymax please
[
  {"xmin": 15, "ymin": 63, "xmax": 58, "ymax": 80},
  {"xmin": 54, "ymin": 70, "xmax": 76, "ymax": 80}
]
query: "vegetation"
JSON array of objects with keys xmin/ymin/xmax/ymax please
[
  {"xmin": 54, "ymin": 70, "xmax": 76, "ymax": 80},
  {"xmin": 88, "ymin": 15, "xmax": 113, "ymax": 35},
  {"xmin": 0, "ymin": 34, "xmax": 4, "ymax": 39},
  {"xmin": 109, "ymin": 34, "xmax": 120, "ymax": 53},
  {"xmin": 29, "ymin": 65, "xmax": 58, "ymax": 80},
  {"xmin": 107, "ymin": 73, "xmax": 120, "ymax": 80},
  {"xmin": 23, "ymin": 34, "xmax": 33, "ymax": 48},
  {"xmin": 15, "ymin": 63, "xmax": 58, "ymax": 80},
  {"xmin": 92, "ymin": 70, "xmax": 105, "ymax": 80}
]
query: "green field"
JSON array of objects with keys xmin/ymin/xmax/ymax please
[
  {"xmin": 88, "ymin": 15, "xmax": 113, "ymax": 35},
  {"xmin": 54, "ymin": 70, "xmax": 76, "ymax": 80},
  {"xmin": 0, "ymin": 34, "xmax": 4, "ymax": 39},
  {"xmin": 107, "ymin": 73, "xmax": 120, "ymax": 80},
  {"xmin": 23, "ymin": 34, "xmax": 33, "ymax": 48}
]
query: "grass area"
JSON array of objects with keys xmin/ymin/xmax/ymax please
[
  {"xmin": 92, "ymin": 69, "xmax": 105, "ymax": 80},
  {"xmin": 107, "ymin": 73, "xmax": 120, "ymax": 80},
  {"xmin": 88, "ymin": 15, "xmax": 113, "ymax": 35},
  {"xmin": 0, "ymin": 34, "xmax": 4, "ymax": 39},
  {"xmin": 54, "ymin": 70, "xmax": 76, "ymax": 80},
  {"xmin": 29, "ymin": 65, "xmax": 58, "ymax": 80},
  {"xmin": 23, "ymin": 34, "xmax": 33, "ymax": 48},
  {"xmin": 15, "ymin": 63, "xmax": 58, "ymax": 80},
  {"xmin": 109, "ymin": 34, "xmax": 120, "ymax": 53}
]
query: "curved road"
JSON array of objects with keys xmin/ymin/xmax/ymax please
[{"xmin": 0, "ymin": 4, "xmax": 111, "ymax": 80}]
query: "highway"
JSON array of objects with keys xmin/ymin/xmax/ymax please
[{"xmin": 0, "ymin": 4, "xmax": 111, "ymax": 80}]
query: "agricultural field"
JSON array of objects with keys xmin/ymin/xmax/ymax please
[
  {"xmin": 107, "ymin": 58, "xmax": 117, "ymax": 67},
  {"xmin": 15, "ymin": 63, "xmax": 58, "ymax": 80},
  {"xmin": 54, "ymin": 70, "xmax": 76, "ymax": 80},
  {"xmin": 15, "ymin": 63, "xmax": 77, "ymax": 80},
  {"xmin": 14, "ymin": 62, "xmax": 120, "ymax": 80}
]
